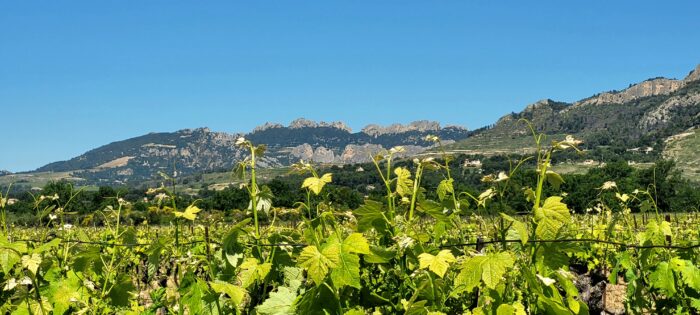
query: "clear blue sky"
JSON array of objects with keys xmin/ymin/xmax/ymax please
[{"xmin": 1, "ymin": 1, "xmax": 699, "ymax": 172}]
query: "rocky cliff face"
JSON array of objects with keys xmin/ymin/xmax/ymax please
[
  {"xmin": 338, "ymin": 144, "xmax": 385, "ymax": 164},
  {"xmin": 361, "ymin": 120, "xmax": 453, "ymax": 136},
  {"xmin": 288, "ymin": 143, "xmax": 438, "ymax": 164},
  {"xmin": 639, "ymin": 92, "xmax": 700, "ymax": 131},
  {"xmin": 574, "ymin": 65, "xmax": 700, "ymax": 107},
  {"xmin": 575, "ymin": 78, "xmax": 683, "ymax": 107}
]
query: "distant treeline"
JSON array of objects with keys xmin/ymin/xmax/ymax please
[{"xmin": 2, "ymin": 154, "xmax": 699, "ymax": 227}]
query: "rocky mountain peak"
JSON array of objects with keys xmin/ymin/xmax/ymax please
[
  {"xmin": 317, "ymin": 121, "xmax": 352, "ymax": 132},
  {"xmin": 252, "ymin": 122, "xmax": 284, "ymax": 133},
  {"xmin": 178, "ymin": 127, "xmax": 212, "ymax": 134},
  {"xmin": 684, "ymin": 64, "xmax": 700, "ymax": 83},
  {"xmin": 289, "ymin": 118, "xmax": 318, "ymax": 129},
  {"xmin": 524, "ymin": 99, "xmax": 555, "ymax": 112},
  {"xmin": 361, "ymin": 120, "xmax": 443, "ymax": 136},
  {"xmin": 253, "ymin": 118, "xmax": 352, "ymax": 133}
]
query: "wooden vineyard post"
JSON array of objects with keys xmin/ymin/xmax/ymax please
[{"xmin": 665, "ymin": 214, "xmax": 672, "ymax": 247}]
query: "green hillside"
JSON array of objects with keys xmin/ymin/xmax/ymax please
[{"xmin": 664, "ymin": 129, "xmax": 700, "ymax": 181}]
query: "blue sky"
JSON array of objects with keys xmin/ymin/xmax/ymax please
[{"xmin": 1, "ymin": 1, "xmax": 699, "ymax": 172}]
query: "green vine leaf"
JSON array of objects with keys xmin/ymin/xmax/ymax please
[
  {"xmin": 353, "ymin": 200, "xmax": 389, "ymax": 234},
  {"xmin": 670, "ymin": 258, "xmax": 700, "ymax": 291},
  {"xmin": 239, "ymin": 258, "xmax": 272, "ymax": 288},
  {"xmin": 342, "ymin": 233, "xmax": 370, "ymax": 255},
  {"xmin": 0, "ymin": 248, "xmax": 21, "ymax": 274},
  {"xmin": 365, "ymin": 245, "xmax": 397, "ymax": 264},
  {"xmin": 210, "ymin": 280, "xmax": 247, "ymax": 307},
  {"xmin": 545, "ymin": 170, "xmax": 565, "ymax": 189},
  {"xmin": 534, "ymin": 196, "xmax": 571, "ymax": 239},
  {"xmin": 642, "ymin": 220, "xmax": 672, "ymax": 246},
  {"xmin": 21, "ymin": 253, "xmax": 41, "ymax": 275},
  {"xmin": 394, "ymin": 167, "xmax": 413, "ymax": 197},
  {"xmin": 256, "ymin": 266, "xmax": 305, "ymax": 314},
  {"xmin": 302, "ymin": 173, "xmax": 333, "ymax": 195},
  {"xmin": 496, "ymin": 304, "xmax": 515, "ymax": 315},
  {"xmin": 331, "ymin": 250, "xmax": 361, "ymax": 289},
  {"xmin": 692, "ymin": 298, "xmax": 700, "ymax": 312},
  {"xmin": 417, "ymin": 199, "xmax": 452, "ymax": 225},
  {"xmin": 437, "ymin": 179, "xmax": 454, "ymax": 201},
  {"xmin": 501, "ymin": 213, "xmax": 528, "ymax": 245},
  {"xmin": 481, "ymin": 253, "xmax": 514, "ymax": 289},
  {"xmin": 650, "ymin": 262, "xmax": 676, "ymax": 296},
  {"xmin": 49, "ymin": 272, "xmax": 83, "ymax": 315},
  {"xmin": 257, "ymin": 286, "xmax": 297, "ymax": 315},
  {"xmin": 326, "ymin": 234, "xmax": 371, "ymax": 289},
  {"xmin": 174, "ymin": 204, "xmax": 202, "ymax": 221},
  {"xmin": 418, "ymin": 250, "xmax": 456, "ymax": 278},
  {"xmin": 455, "ymin": 252, "xmax": 514, "ymax": 292},
  {"xmin": 297, "ymin": 244, "xmax": 340, "ymax": 285},
  {"xmin": 109, "ymin": 273, "xmax": 136, "ymax": 307},
  {"xmin": 454, "ymin": 255, "xmax": 486, "ymax": 293}
]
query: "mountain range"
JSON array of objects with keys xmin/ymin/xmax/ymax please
[
  {"xmin": 29, "ymin": 119, "xmax": 470, "ymax": 185},
  {"xmin": 3, "ymin": 64, "xmax": 700, "ymax": 186}
]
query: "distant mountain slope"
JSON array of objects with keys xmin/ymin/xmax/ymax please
[
  {"xmin": 663, "ymin": 128, "xmax": 700, "ymax": 182},
  {"xmin": 451, "ymin": 64, "xmax": 700, "ymax": 153},
  {"xmin": 36, "ymin": 128, "xmax": 252, "ymax": 184},
  {"xmin": 32, "ymin": 120, "xmax": 469, "ymax": 185}
]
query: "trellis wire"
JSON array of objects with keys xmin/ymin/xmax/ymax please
[{"xmin": 10, "ymin": 236, "xmax": 700, "ymax": 250}]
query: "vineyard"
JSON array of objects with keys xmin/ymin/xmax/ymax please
[{"xmin": 1, "ymin": 129, "xmax": 700, "ymax": 314}]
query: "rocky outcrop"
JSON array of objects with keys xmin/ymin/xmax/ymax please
[
  {"xmin": 288, "ymin": 144, "xmax": 337, "ymax": 164},
  {"xmin": 312, "ymin": 147, "xmax": 335, "ymax": 163},
  {"xmin": 288, "ymin": 143, "xmax": 434, "ymax": 164},
  {"xmin": 640, "ymin": 93, "xmax": 700, "ymax": 130},
  {"xmin": 252, "ymin": 122, "xmax": 284, "ymax": 133},
  {"xmin": 361, "ymin": 120, "xmax": 450, "ymax": 137},
  {"xmin": 289, "ymin": 118, "xmax": 319, "ymax": 129},
  {"xmin": 254, "ymin": 118, "xmax": 352, "ymax": 133},
  {"xmin": 340, "ymin": 144, "xmax": 429, "ymax": 164},
  {"xmin": 318, "ymin": 121, "xmax": 352, "ymax": 132},
  {"xmin": 523, "ymin": 99, "xmax": 556, "ymax": 112},
  {"xmin": 340, "ymin": 144, "xmax": 384, "ymax": 164},
  {"xmin": 290, "ymin": 144, "xmax": 314, "ymax": 160},
  {"xmin": 683, "ymin": 64, "xmax": 700, "ymax": 83},
  {"xmin": 575, "ymin": 78, "xmax": 683, "ymax": 107}
]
